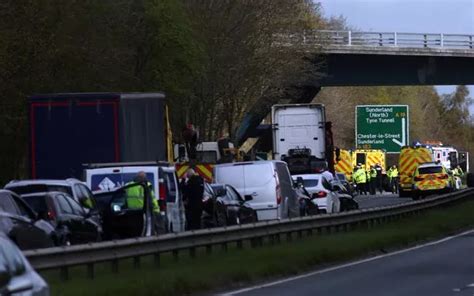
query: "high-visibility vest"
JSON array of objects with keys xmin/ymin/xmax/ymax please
[
  {"xmin": 125, "ymin": 182, "xmax": 160, "ymax": 213},
  {"xmin": 370, "ymin": 168, "xmax": 377, "ymax": 178},
  {"xmin": 354, "ymin": 169, "xmax": 367, "ymax": 183}
]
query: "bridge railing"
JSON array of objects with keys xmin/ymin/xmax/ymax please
[{"xmin": 277, "ymin": 31, "xmax": 474, "ymax": 49}]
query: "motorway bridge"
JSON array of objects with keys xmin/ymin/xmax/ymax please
[{"xmin": 236, "ymin": 30, "xmax": 474, "ymax": 144}]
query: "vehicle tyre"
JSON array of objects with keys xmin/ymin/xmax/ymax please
[
  {"xmin": 399, "ymin": 189, "xmax": 409, "ymax": 198},
  {"xmin": 251, "ymin": 211, "xmax": 258, "ymax": 223},
  {"xmin": 467, "ymin": 173, "xmax": 474, "ymax": 188},
  {"xmin": 216, "ymin": 206, "xmax": 227, "ymax": 227}
]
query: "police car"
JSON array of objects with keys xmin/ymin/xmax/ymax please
[{"xmin": 412, "ymin": 162, "xmax": 453, "ymax": 200}]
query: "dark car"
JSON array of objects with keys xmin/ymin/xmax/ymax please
[
  {"xmin": 335, "ymin": 173, "xmax": 356, "ymax": 196},
  {"xmin": 0, "ymin": 233, "xmax": 49, "ymax": 295},
  {"xmin": 203, "ymin": 183, "xmax": 257, "ymax": 227},
  {"xmin": 0, "ymin": 190, "xmax": 56, "ymax": 250},
  {"xmin": 331, "ymin": 181, "xmax": 359, "ymax": 212},
  {"xmin": 20, "ymin": 192, "xmax": 102, "ymax": 245},
  {"xmin": 94, "ymin": 182, "xmax": 158, "ymax": 239}
]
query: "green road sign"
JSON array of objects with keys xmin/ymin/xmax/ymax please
[{"xmin": 356, "ymin": 105, "xmax": 409, "ymax": 153}]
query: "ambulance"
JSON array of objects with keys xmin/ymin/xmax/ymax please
[{"xmin": 398, "ymin": 146, "xmax": 433, "ymax": 197}]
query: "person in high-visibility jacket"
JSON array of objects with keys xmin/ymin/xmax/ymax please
[
  {"xmin": 387, "ymin": 165, "xmax": 399, "ymax": 194},
  {"xmin": 369, "ymin": 166, "xmax": 377, "ymax": 195},
  {"xmin": 353, "ymin": 165, "xmax": 367, "ymax": 195},
  {"xmin": 125, "ymin": 171, "xmax": 160, "ymax": 213}
]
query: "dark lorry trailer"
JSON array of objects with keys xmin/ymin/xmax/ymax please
[{"xmin": 29, "ymin": 93, "xmax": 173, "ymax": 179}]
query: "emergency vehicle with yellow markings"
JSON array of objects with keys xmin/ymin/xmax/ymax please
[
  {"xmin": 351, "ymin": 149, "xmax": 386, "ymax": 172},
  {"xmin": 334, "ymin": 148, "xmax": 353, "ymax": 181},
  {"xmin": 398, "ymin": 146, "xmax": 433, "ymax": 197},
  {"xmin": 412, "ymin": 162, "xmax": 453, "ymax": 199}
]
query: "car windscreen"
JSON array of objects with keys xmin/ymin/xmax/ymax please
[
  {"xmin": 336, "ymin": 174, "xmax": 345, "ymax": 181},
  {"xmin": 302, "ymin": 179, "xmax": 319, "ymax": 188},
  {"xmin": 21, "ymin": 195, "xmax": 48, "ymax": 214},
  {"xmin": 8, "ymin": 184, "xmax": 72, "ymax": 196},
  {"xmin": 418, "ymin": 166, "xmax": 443, "ymax": 175}
]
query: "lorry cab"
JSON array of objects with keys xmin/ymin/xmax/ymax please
[{"xmin": 84, "ymin": 162, "xmax": 185, "ymax": 233}]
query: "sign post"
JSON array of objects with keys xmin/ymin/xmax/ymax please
[{"xmin": 355, "ymin": 105, "xmax": 409, "ymax": 153}]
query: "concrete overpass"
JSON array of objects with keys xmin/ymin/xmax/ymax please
[
  {"xmin": 235, "ymin": 31, "xmax": 474, "ymax": 144},
  {"xmin": 309, "ymin": 31, "xmax": 474, "ymax": 86}
]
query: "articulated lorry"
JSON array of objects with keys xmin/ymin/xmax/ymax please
[
  {"xmin": 28, "ymin": 93, "xmax": 172, "ymax": 179},
  {"xmin": 272, "ymin": 104, "xmax": 334, "ymax": 174}
]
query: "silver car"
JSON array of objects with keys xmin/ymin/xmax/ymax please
[{"xmin": 0, "ymin": 234, "xmax": 49, "ymax": 295}]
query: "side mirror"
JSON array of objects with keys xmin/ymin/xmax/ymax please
[
  {"xmin": 296, "ymin": 177, "xmax": 304, "ymax": 187},
  {"xmin": 244, "ymin": 195, "xmax": 253, "ymax": 201}
]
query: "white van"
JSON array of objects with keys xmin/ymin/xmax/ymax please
[
  {"xmin": 213, "ymin": 161, "xmax": 299, "ymax": 221},
  {"xmin": 84, "ymin": 162, "xmax": 185, "ymax": 233}
]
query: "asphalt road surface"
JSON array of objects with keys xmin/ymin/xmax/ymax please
[
  {"xmin": 355, "ymin": 192, "xmax": 413, "ymax": 209},
  {"xmin": 223, "ymin": 229, "xmax": 474, "ymax": 296}
]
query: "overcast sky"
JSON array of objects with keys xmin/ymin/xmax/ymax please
[{"xmin": 318, "ymin": 0, "xmax": 474, "ymax": 113}]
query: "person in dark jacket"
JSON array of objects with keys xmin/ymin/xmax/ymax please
[{"xmin": 181, "ymin": 169, "xmax": 204, "ymax": 230}]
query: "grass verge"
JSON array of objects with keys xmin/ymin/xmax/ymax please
[{"xmin": 44, "ymin": 197, "xmax": 474, "ymax": 296}]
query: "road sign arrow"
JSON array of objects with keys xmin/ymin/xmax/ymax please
[{"xmin": 392, "ymin": 117, "xmax": 406, "ymax": 147}]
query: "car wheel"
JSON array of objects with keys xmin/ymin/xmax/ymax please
[{"xmin": 216, "ymin": 207, "xmax": 227, "ymax": 227}]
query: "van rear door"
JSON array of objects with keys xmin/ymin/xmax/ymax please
[
  {"xmin": 86, "ymin": 166, "xmax": 158, "ymax": 194},
  {"xmin": 242, "ymin": 163, "xmax": 279, "ymax": 221}
]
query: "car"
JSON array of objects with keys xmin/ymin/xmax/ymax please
[
  {"xmin": 5, "ymin": 179, "xmax": 97, "ymax": 211},
  {"xmin": 335, "ymin": 172, "xmax": 356, "ymax": 196},
  {"xmin": 412, "ymin": 162, "xmax": 453, "ymax": 200},
  {"xmin": 331, "ymin": 180, "xmax": 359, "ymax": 211},
  {"xmin": 292, "ymin": 174, "xmax": 341, "ymax": 214},
  {"xmin": 20, "ymin": 192, "xmax": 103, "ymax": 245},
  {"xmin": 293, "ymin": 179, "xmax": 320, "ymax": 216},
  {"xmin": 84, "ymin": 162, "xmax": 185, "ymax": 233},
  {"xmin": 93, "ymin": 182, "xmax": 158, "ymax": 239},
  {"xmin": 214, "ymin": 161, "xmax": 300, "ymax": 221},
  {"xmin": 0, "ymin": 233, "xmax": 49, "ymax": 295},
  {"xmin": 202, "ymin": 183, "xmax": 257, "ymax": 227},
  {"xmin": 0, "ymin": 190, "xmax": 57, "ymax": 250}
]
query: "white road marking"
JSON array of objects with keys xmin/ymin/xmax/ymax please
[
  {"xmin": 453, "ymin": 288, "xmax": 461, "ymax": 292},
  {"xmin": 220, "ymin": 229, "xmax": 474, "ymax": 296},
  {"xmin": 467, "ymin": 283, "xmax": 474, "ymax": 288}
]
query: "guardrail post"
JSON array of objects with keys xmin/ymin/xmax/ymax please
[
  {"xmin": 173, "ymin": 250, "xmax": 179, "ymax": 261},
  {"xmin": 189, "ymin": 247, "xmax": 196, "ymax": 258},
  {"xmin": 348, "ymin": 31, "xmax": 352, "ymax": 46},
  {"xmin": 111, "ymin": 259, "xmax": 119, "ymax": 274},
  {"xmin": 297, "ymin": 230, "xmax": 303, "ymax": 239},
  {"xmin": 379, "ymin": 33, "xmax": 383, "ymax": 46},
  {"xmin": 394, "ymin": 32, "xmax": 398, "ymax": 46},
  {"xmin": 87, "ymin": 263, "xmax": 94, "ymax": 279},
  {"xmin": 133, "ymin": 256, "xmax": 140, "ymax": 269},
  {"xmin": 236, "ymin": 240, "xmax": 243, "ymax": 249},
  {"xmin": 470, "ymin": 36, "xmax": 473, "ymax": 49},
  {"xmin": 60, "ymin": 266, "xmax": 69, "ymax": 281},
  {"xmin": 154, "ymin": 253, "xmax": 161, "ymax": 267},
  {"xmin": 423, "ymin": 34, "xmax": 427, "ymax": 48},
  {"xmin": 440, "ymin": 33, "xmax": 444, "ymax": 47}
]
